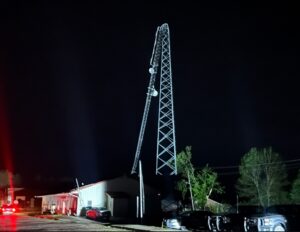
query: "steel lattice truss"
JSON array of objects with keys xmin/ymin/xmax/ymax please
[
  {"xmin": 156, "ymin": 24, "xmax": 177, "ymax": 175},
  {"xmin": 131, "ymin": 23, "xmax": 177, "ymax": 176}
]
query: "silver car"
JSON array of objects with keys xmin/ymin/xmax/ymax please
[{"xmin": 244, "ymin": 213, "xmax": 287, "ymax": 231}]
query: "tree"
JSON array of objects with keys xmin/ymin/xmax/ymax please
[
  {"xmin": 176, "ymin": 146, "xmax": 195, "ymax": 209},
  {"xmin": 290, "ymin": 169, "xmax": 300, "ymax": 203},
  {"xmin": 176, "ymin": 146, "xmax": 223, "ymax": 209},
  {"xmin": 193, "ymin": 165, "xmax": 224, "ymax": 209},
  {"xmin": 236, "ymin": 147, "xmax": 288, "ymax": 208}
]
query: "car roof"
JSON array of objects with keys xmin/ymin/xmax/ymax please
[
  {"xmin": 229, "ymin": 205, "xmax": 264, "ymax": 213},
  {"xmin": 89, "ymin": 207, "xmax": 108, "ymax": 210},
  {"xmin": 180, "ymin": 210, "xmax": 212, "ymax": 215}
]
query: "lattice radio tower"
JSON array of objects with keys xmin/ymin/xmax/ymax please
[{"xmin": 131, "ymin": 23, "xmax": 177, "ymax": 176}]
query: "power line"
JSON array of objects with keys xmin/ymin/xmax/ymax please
[
  {"xmin": 206, "ymin": 158, "xmax": 300, "ymax": 170},
  {"xmin": 217, "ymin": 164, "xmax": 300, "ymax": 176}
]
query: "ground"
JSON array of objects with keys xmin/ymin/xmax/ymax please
[{"xmin": 0, "ymin": 213, "xmax": 185, "ymax": 231}]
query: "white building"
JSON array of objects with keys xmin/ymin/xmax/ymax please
[{"xmin": 37, "ymin": 175, "xmax": 160, "ymax": 218}]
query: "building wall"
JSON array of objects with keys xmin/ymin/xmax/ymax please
[
  {"xmin": 105, "ymin": 176, "xmax": 158, "ymax": 197},
  {"xmin": 40, "ymin": 194, "xmax": 77, "ymax": 215},
  {"xmin": 103, "ymin": 176, "xmax": 159, "ymax": 218},
  {"xmin": 79, "ymin": 183, "xmax": 107, "ymax": 208},
  {"xmin": 41, "ymin": 176, "xmax": 160, "ymax": 218},
  {"xmin": 107, "ymin": 195, "xmax": 129, "ymax": 217}
]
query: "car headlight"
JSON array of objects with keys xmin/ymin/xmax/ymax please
[
  {"xmin": 246, "ymin": 217, "xmax": 257, "ymax": 224},
  {"xmin": 222, "ymin": 216, "xmax": 231, "ymax": 223},
  {"xmin": 263, "ymin": 218, "xmax": 271, "ymax": 225},
  {"xmin": 166, "ymin": 219, "xmax": 181, "ymax": 230}
]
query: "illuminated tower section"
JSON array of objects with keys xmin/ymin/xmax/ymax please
[{"xmin": 131, "ymin": 23, "xmax": 177, "ymax": 176}]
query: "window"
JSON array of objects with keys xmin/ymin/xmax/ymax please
[{"xmin": 87, "ymin": 201, "xmax": 92, "ymax": 207}]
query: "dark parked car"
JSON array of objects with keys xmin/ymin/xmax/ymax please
[
  {"xmin": 163, "ymin": 210, "xmax": 213, "ymax": 231},
  {"xmin": 244, "ymin": 204, "xmax": 300, "ymax": 232},
  {"xmin": 80, "ymin": 206, "xmax": 92, "ymax": 216},
  {"xmin": 86, "ymin": 207, "xmax": 111, "ymax": 221},
  {"xmin": 180, "ymin": 210, "xmax": 213, "ymax": 231},
  {"xmin": 208, "ymin": 205, "xmax": 263, "ymax": 231},
  {"xmin": 244, "ymin": 212, "xmax": 287, "ymax": 231},
  {"xmin": 255, "ymin": 204, "xmax": 300, "ymax": 231},
  {"xmin": 267, "ymin": 204, "xmax": 300, "ymax": 231}
]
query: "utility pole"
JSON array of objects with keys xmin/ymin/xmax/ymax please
[
  {"xmin": 75, "ymin": 178, "xmax": 84, "ymax": 216},
  {"xmin": 236, "ymin": 194, "xmax": 239, "ymax": 214},
  {"xmin": 139, "ymin": 160, "xmax": 145, "ymax": 223}
]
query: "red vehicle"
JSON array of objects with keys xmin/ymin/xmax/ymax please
[
  {"xmin": 0, "ymin": 204, "xmax": 18, "ymax": 215},
  {"xmin": 86, "ymin": 207, "xmax": 111, "ymax": 221}
]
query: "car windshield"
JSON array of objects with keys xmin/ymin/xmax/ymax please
[
  {"xmin": 180, "ymin": 211, "xmax": 211, "ymax": 216},
  {"xmin": 95, "ymin": 207, "xmax": 107, "ymax": 210}
]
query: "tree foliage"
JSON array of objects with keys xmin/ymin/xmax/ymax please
[
  {"xmin": 176, "ymin": 146, "xmax": 195, "ymax": 204},
  {"xmin": 176, "ymin": 146, "xmax": 194, "ymax": 198},
  {"xmin": 236, "ymin": 147, "xmax": 288, "ymax": 208},
  {"xmin": 176, "ymin": 146, "xmax": 223, "ymax": 209},
  {"xmin": 290, "ymin": 169, "xmax": 300, "ymax": 204},
  {"xmin": 193, "ymin": 165, "xmax": 224, "ymax": 208}
]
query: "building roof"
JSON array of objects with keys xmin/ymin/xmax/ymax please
[
  {"xmin": 206, "ymin": 198, "xmax": 222, "ymax": 206},
  {"xmin": 7, "ymin": 187, "xmax": 24, "ymax": 192},
  {"xmin": 70, "ymin": 175, "xmax": 129, "ymax": 192},
  {"xmin": 35, "ymin": 192, "xmax": 78, "ymax": 198},
  {"xmin": 38, "ymin": 175, "xmax": 158, "ymax": 197},
  {"xmin": 106, "ymin": 192, "xmax": 130, "ymax": 198}
]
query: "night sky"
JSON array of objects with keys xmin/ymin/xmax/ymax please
[{"xmin": 1, "ymin": 1, "xmax": 300, "ymax": 196}]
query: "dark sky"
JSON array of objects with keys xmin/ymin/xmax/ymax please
[{"xmin": 0, "ymin": 1, "xmax": 300, "ymax": 194}]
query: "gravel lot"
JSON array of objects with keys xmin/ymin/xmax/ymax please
[{"xmin": 0, "ymin": 214, "xmax": 130, "ymax": 231}]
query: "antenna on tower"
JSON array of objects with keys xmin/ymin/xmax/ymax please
[{"xmin": 131, "ymin": 23, "xmax": 177, "ymax": 176}]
